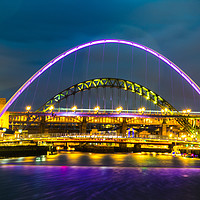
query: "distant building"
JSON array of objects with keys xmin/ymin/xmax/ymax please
[
  {"xmin": 0, "ymin": 98, "xmax": 9, "ymax": 129},
  {"xmin": 0, "ymin": 98, "xmax": 6, "ymax": 110}
]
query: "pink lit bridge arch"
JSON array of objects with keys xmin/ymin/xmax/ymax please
[{"xmin": 1, "ymin": 39, "xmax": 200, "ymax": 118}]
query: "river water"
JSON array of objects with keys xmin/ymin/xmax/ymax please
[{"xmin": 1, "ymin": 152, "xmax": 200, "ymax": 200}]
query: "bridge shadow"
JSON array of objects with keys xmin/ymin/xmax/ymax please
[
  {"xmin": 78, "ymin": 155, "xmax": 92, "ymax": 166},
  {"xmin": 144, "ymin": 155, "xmax": 161, "ymax": 167},
  {"xmin": 171, "ymin": 157, "xmax": 183, "ymax": 167},
  {"xmin": 56, "ymin": 154, "xmax": 69, "ymax": 165},
  {"xmin": 101, "ymin": 155, "xmax": 115, "ymax": 166},
  {"xmin": 122, "ymin": 155, "xmax": 137, "ymax": 167}
]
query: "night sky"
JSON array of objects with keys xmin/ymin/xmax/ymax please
[{"xmin": 0, "ymin": 0, "xmax": 200, "ymax": 111}]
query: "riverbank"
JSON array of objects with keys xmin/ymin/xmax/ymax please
[
  {"xmin": 0, "ymin": 143, "xmax": 199, "ymax": 159},
  {"xmin": 0, "ymin": 146, "xmax": 49, "ymax": 158}
]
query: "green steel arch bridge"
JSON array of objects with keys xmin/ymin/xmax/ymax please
[
  {"xmin": 8, "ymin": 78, "xmax": 199, "ymax": 137},
  {"xmin": 33, "ymin": 77, "xmax": 194, "ymax": 135}
]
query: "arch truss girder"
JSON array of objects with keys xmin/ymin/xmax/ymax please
[
  {"xmin": 38, "ymin": 78, "xmax": 176, "ymax": 113},
  {"xmin": 37, "ymin": 78, "xmax": 195, "ymax": 134}
]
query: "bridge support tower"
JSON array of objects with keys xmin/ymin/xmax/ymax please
[
  {"xmin": 162, "ymin": 119, "xmax": 167, "ymax": 136},
  {"xmin": 80, "ymin": 117, "xmax": 87, "ymax": 134},
  {"xmin": 120, "ymin": 118, "xmax": 127, "ymax": 138},
  {"xmin": 39, "ymin": 116, "xmax": 46, "ymax": 134}
]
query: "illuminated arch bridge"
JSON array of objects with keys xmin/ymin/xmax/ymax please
[
  {"xmin": 1, "ymin": 39, "xmax": 200, "ymax": 118},
  {"xmin": 37, "ymin": 78, "xmax": 193, "ymax": 134},
  {"xmin": 38, "ymin": 78, "xmax": 176, "ymax": 112},
  {"xmin": 1, "ymin": 39, "xmax": 198, "ymax": 135}
]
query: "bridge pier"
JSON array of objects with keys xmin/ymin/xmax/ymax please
[
  {"xmin": 162, "ymin": 119, "xmax": 167, "ymax": 136},
  {"xmin": 80, "ymin": 117, "xmax": 87, "ymax": 134},
  {"xmin": 39, "ymin": 116, "xmax": 46, "ymax": 134},
  {"xmin": 119, "ymin": 143, "xmax": 127, "ymax": 151},
  {"xmin": 120, "ymin": 118, "xmax": 127, "ymax": 138}
]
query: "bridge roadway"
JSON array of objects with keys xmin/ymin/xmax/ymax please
[
  {"xmin": 9, "ymin": 112, "xmax": 200, "ymax": 128},
  {"xmin": 1, "ymin": 137, "xmax": 200, "ymax": 154},
  {"xmin": 9, "ymin": 111, "xmax": 200, "ymax": 136},
  {"xmin": 9, "ymin": 111, "xmax": 200, "ymax": 118},
  {"xmin": 1, "ymin": 137, "xmax": 199, "ymax": 148}
]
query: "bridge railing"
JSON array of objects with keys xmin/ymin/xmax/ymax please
[{"xmin": 20, "ymin": 132, "xmax": 171, "ymax": 140}]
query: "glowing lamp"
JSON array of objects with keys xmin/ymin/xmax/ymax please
[
  {"xmin": 116, "ymin": 106, "xmax": 123, "ymax": 113},
  {"xmin": 49, "ymin": 105, "xmax": 54, "ymax": 111},
  {"xmin": 71, "ymin": 105, "xmax": 77, "ymax": 112},
  {"xmin": 138, "ymin": 107, "xmax": 145, "ymax": 114},
  {"xmin": 26, "ymin": 106, "xmax": 31, "ymax": 111},
  {"xmin": 18, "ymin": 129, "xmax": 22, "ymax": 133},
  {"xmin": 182, "ymin": 110, "xmax": 187, "ymax": 114},
  {"xmin": 186, "ymin": 109, "xmax": 191, "ymax": 113},
  {"xmin": 94, "ymin": 106, "xmax": 100, "ymax": 112},
  {"xmin": 181, "ymin": 134, "xmax": 186, "ymax": 138}
]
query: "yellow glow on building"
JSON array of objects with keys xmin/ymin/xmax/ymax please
[{"xmin": 0, "ymin": 98, "xmax": 9, "ymax": 129}]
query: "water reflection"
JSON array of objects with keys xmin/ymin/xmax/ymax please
[
  {"xmin": 1, "ymin": 166, "xmax": 200, "ymax": 200},
  {"xmin": 101, "ymin": 155, "xmax": 114, "ymax": 166},
  {"xmin": 123, "ymin": 155, "xmax": 137, "ymax": 166},
  {"xmin": 78, "ymin": 155, "xmax": 92, "ymax": 166},
  {"xmin": 1, "ymin": 152, "xmax": 200, "ymax": 168},
  {"xmin": 57, "ymin": 155, "xmax": 68, "ymax": 165},
  {"xmin": 171, "ymin": 157, "xmax": 182, "ymax": 167}
]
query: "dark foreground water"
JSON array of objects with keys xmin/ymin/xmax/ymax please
[{"xmin": 1, "ymin": 153, "xmax": 200, "ymax": 200}]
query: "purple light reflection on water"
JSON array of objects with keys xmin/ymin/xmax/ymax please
[{"xmin": 0, "ymin": 165, "xmax": 200, "ymax": 200}]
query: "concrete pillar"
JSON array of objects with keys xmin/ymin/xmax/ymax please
[
  {"xmin": 162, "ymin": 119, "xmax": 167, "ymax": 136},
  {"xmin": 39, "ymin": 116, "xmax": 46, "ymax": 134},
  {"xmin": 80, "ymin": 117, "xmax": 87, "ymax": 134},
  {"xmin": 116, "ymin": 128, "xmax": 121, "ymax": 137},
  {"xmin": 119, "ymin": 143, "xmax": 127, "ymax": 151},
  {"xmin": 120, "ymin": 118, "xmax": 127, "ymax": 138}
]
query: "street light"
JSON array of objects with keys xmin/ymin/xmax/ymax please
[
  {"xmin": 182, "ymin": 109, "xmax": 187, "ymax": 114},
  {"xmin": 161, "ymin": 108, "xmax": 168, "ymax": 114},
  {"xmin": 182, "ymin": 109, "xmax": 191, "ymax": 115},
  {"xmin": 181, "ymin": 134, "xmax": 186, "ymax": 139},
  {"xmin": 138, "ymin": 107, "xmax": 145, "ymax": 114},
  {"xmin": 49, "ymin": 105, "xmax": 54, "ymax": 112},
  {"xmin": 116, "ymin": 106, "xmax": 123, "ymax": 113},
  {"xmin": 94, "ymin": 106, "xmax": 100, "ymax": 112},
  {"xmin": 18, "ymin": 129, "xmax": 22, "ymax": 133},
  {"xmin": 71, "ymin": 105, "xmax": 77, "ymax": 112},
  {"xmin": 26, "ymin": 106, "xmax": 31, "ymax": 112}
]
